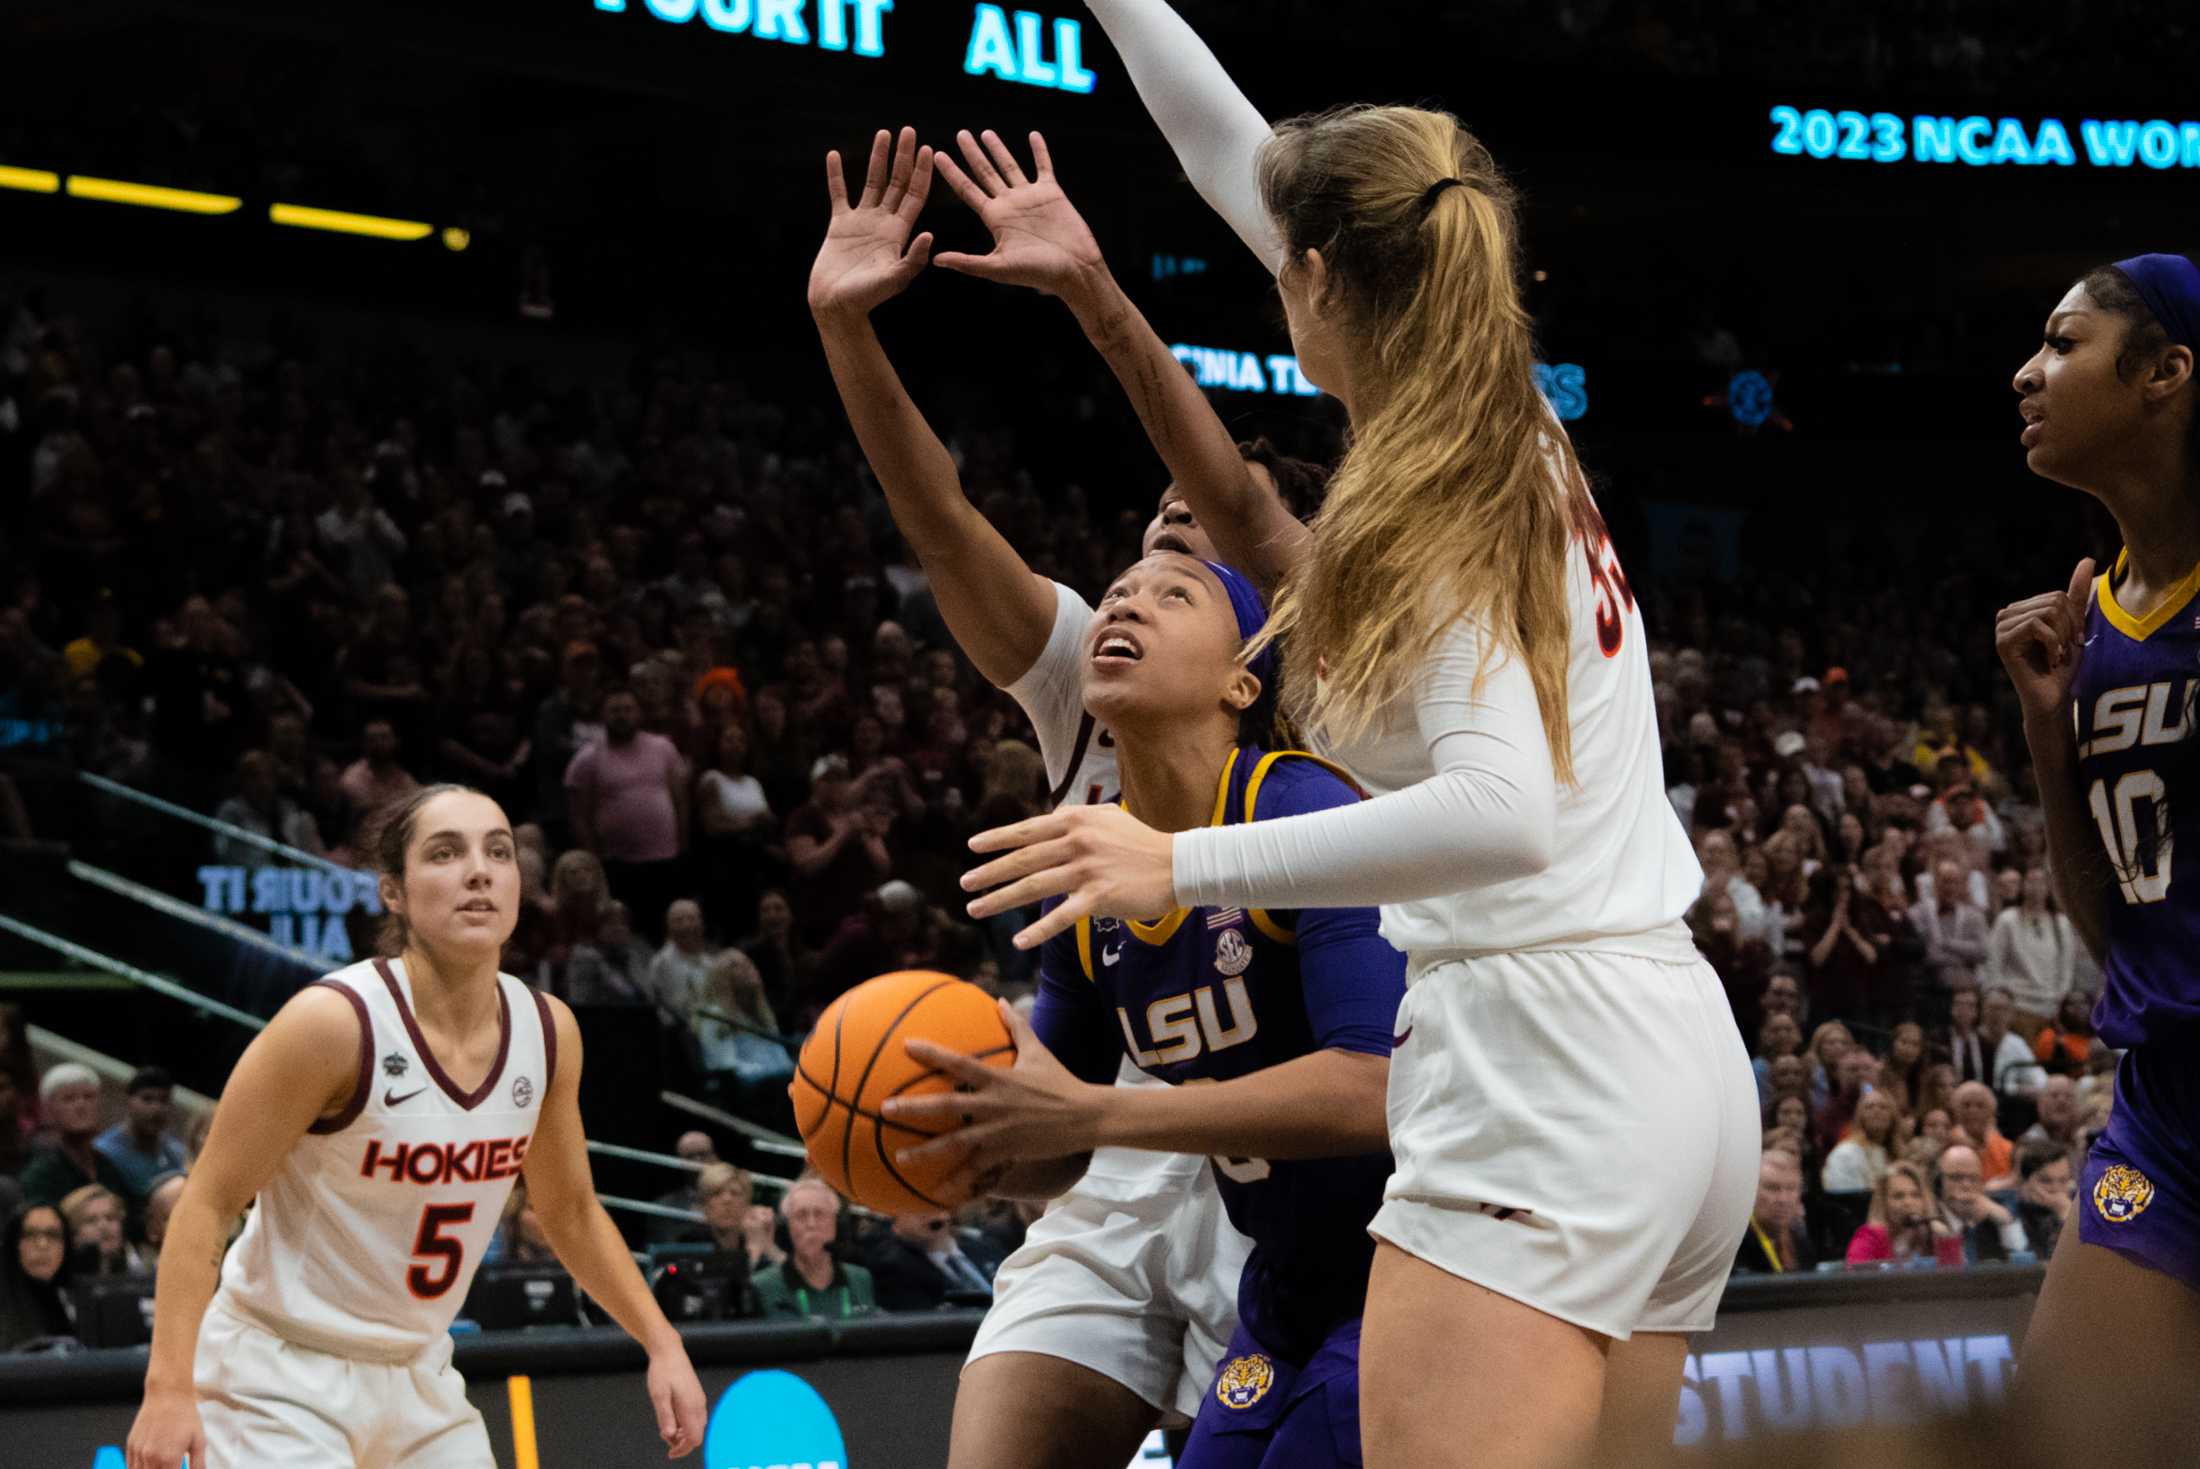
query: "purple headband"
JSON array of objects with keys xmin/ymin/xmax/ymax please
[
  {"xmin": 2113, "ymin": 253, "xmax": 2200, "ymax": 351},
  {"xmin": 1198, "ymin": 559, "xmax": 1279, "ymax": 693}
]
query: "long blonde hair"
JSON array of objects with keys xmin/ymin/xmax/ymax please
[{"xmin": 1253, "ymin": 105, "xmax": 1597, "ymax": 780}]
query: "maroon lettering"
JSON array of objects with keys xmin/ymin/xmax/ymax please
[
  {"xmin": 406, "ymin": 1144, "xmax": 445, "ymax": 1186},
  {"xmin": 483, "ymin": 1138, "xmax": 512, "ymax": 1180},
  {"xmin": 447, "ymin": 1140, "xmax": 481, "ymax": 1184},
  {"xmin": 361, "ymin": 1139, "xmax": 408, "ymax": 1183}
]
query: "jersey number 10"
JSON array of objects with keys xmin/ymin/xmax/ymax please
[{"xmin": 2088, "ymin": 771, "xmax": 2173, "ymax": 905}]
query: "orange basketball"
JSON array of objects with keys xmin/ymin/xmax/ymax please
[{"xmin": 790, "ymin": 970, "xmax": 1016, "ymax": 1215}]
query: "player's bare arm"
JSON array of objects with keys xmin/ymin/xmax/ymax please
[
  {"xmin": 127, "ymin": 984, "xmax": 365, "ymax": 1469},
  {"xmin": 808, "ymin": 125, "xmax": 1059, "ymax": 690},
  {"xmin": 934, "ymin": 128, "xmax": 1309, "ymax": 588},
  {"xmin": 1996, "ymin": 556, "xmax": 2111, "ymax": 958},
  {"xmin": 520, "ymin": 995, "xmax": 707, "ymax": 1460},
  {"xmin": 888, "ymin": 1001, "xmax": 1388, "ymax": 1180}
]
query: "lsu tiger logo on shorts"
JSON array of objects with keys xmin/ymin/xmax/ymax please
[
  {"xmin": 1216, "ymin": 1353, "xmax": 1275, "ymax": 1410},
  {"xmin": 2093, "ymin": 1164, "xmax": 2156, "ymax": 1224}
]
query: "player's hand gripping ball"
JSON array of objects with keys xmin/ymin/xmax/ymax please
[{"xmin": 791, "ymin": 971, "xmax": 1015, "ymax": 1213}]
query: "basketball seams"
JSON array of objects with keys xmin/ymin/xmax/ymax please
[{"xmin": 838, "ymin": 978, "xmax": 957, "ymax": 1204}]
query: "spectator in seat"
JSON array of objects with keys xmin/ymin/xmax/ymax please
[
  {"xmin": 20, "ymin": 1065, "xmax": 132, "ymax": 1208},
  {"xmin": 1845, "ymin": 1161, "xmax": 1962, "ymax": 1268},
  {"xmin": 1803, "ymin": 1022, "xmax": 1854, "ymax": 1108},
  {"xmin": 694, "ymin": 951, "xmax": 794, "ymax": 1095},
  {"xmin": 696, "ymin": 721, "xmax": 779, "ymax": 941},
  {"xmin": 0, "ymin": 1203, "xmax": 74, "ymax": 1349},
  {"xmin": 1950, "ymin": 1081, "xmax": 2017, "ymax": 1187},
  {"xmin": 2015, "ymin": 1143, "xmax": 2075, "ymax": 1260},
  {"xmin": 740, "ymin": 890, "xmax": 812, "ymax": 1022},
  {"xmin": 91, "ymin": 1067, "xmax": 188, "ymax": 1205},
  {"xmin": 212, "ymin": 750, "xmax": 324, "ymax": 866},
  {"xmin": 1938, "ymin": 984, "xmax": 1991, "ymax": 1088},
  {"xmin": 785, "ymin": 755, "xmax": 891, "ymax": 948},
  {"xmin": 337, "ymin": 719, "xmax": 420, "ymax": 839},
  {"xmin": 753, "ymin": 1177, "xmax": 875, "ymax": 1320},
  {"xmin": 1984, "ymin": 867, "xmax": 2082, "ymax": 1035},
  {"xmin": 1911, "ymin": 856, "xmax": 1990, "ymax": 975},
  {"xmin": 646, "ymin": 1132, "xmax": 719, "ymax": 1246},
  {"xmin": 1752, "ymin": 1012, "xmax": 1803, "ymax": 1106},
  {"xmin": 1804, "ymin": 862, "xmax": 1898, "ymax": 1030},
  {"xmin": 141, "ymin": 1172, "xmax": 187, "ymax": 1271},
  {"xmin": 688, "ymin": 1163, "xmax": 786, "ymax": 1275},
  {"xmin": 1934, "ymin": 1143, "xmax": 2028, "ymax": 1262},
  {"xmin": 1822, "ymin": 1087, "xmax": 1907, "ymax": 1194},
  {"xmin": 60, "ymin": 1183, "xmax": 147, "ymax": 1277},
  {"xmin": 1814, "ymin": 1045, "xmax": 1880, "ymax": 1155},
  {"xmin": 1917, "ymin": 1107, "xmax": 1953, "ymax": 1152},
  {"xmin": 865, "ymin": 1210, "xmax": 1005, "ymax": 1312},
  {"xmin": 1979, "ymin": 986, "xmax": 2047, "ymax": 1097},
  {"xmin": 645, "ymin": 900, "xmax": 717, "ymax": 1031},
  {"xmin": 804, "ymin": 880, "xmax": 937, "ymax": 1023},
  {"xmin": 2032, "ymin": 988, "xmax": 2096, "ymax": 1079},
  {"xmin": 1877, "ymin": 1021, "xmax": 1928, "ymax": 1116},
  {"xmin": 533, "ymin": 640, "xmax": 605, "ymax": 850},
  {"xmin": 1689, "ymin": 888, "xmax": 1769, "ymax": 1026},
  {"xmin": 1734, "ymin": 1150, "xmax": 1813, "ymax": 1274},
  {"xmin": 565, "ymin": 686, "xmax": 690, "ymax": 944},
  {"xmin": 2020, "ymin": 1075, "xmax": 2082, "ymax": 1150},
  {"xmin": 1759, "ymin": 970, "xmax": 1805, "ymax": 1029}
]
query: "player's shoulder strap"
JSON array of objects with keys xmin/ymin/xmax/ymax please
[
  {"xmin": 1239, "ymin": 749, "xmax": 1368, "ymax": 945},
  {"xmin": 1069, "ymin": 910, "xmax": 1095, "ymax": 980}
]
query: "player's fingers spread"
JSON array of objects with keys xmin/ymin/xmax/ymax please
[
  {"xmin": 1014, "ymin": 893, "xmax": 1087, "ymax": 950},
  {"xmin": 1029, "ymin": 131, "xmax": 1055, "ymax": 180},
  {"xmin": 969, "ymin": 812, "xmax": 1065, "ymax": 857},
  {"xmin": 883, "ymin": 125, "xmax": 918, "ymax": 210},
  {"xmin": 930, "ymin": 250, "xmax": 1007, "ymax": 280},
  {"xmin": 824, "ymin": 150, "xmax": 849, "ymax": 211},
  {"xmin": 899, "ymin": 146, "xmax": 935, "ymax": 218},
  {"xmin": 968, "ymin": 866, "xmax": 1077, "ymax": 921},
  {"xmin": 957, "ymin": 128, "xmax": 1007, "ymax": 194},
  {"xmin": 902, "ymin": 232, "xmax": 935, "ymax": 272},
  {"xmin": 858, "ymin": 129, "xmax": 892, "ymax": 208},
  {"xmin": 932, "ymin": 153, "xmax": 991, "ymax": 214},
  {"xmin": 900, "ymin": 1037, "xmax": 998, "ymax": 1083},
  {"xmin": 980, "ymin": 128, "xmax": 1028, "ymax": 186}
]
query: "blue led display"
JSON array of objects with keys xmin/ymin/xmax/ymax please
[
  {"xmin": 1769, "ymin": 105, "xmax": 2200, "ymax": 169},
  {"xmin": 964, "ymin": 6, "xmax": 1096, "ymax": 92},
  {"xmin": 1171, "ymin": 345, "xmax": 1588, "ymax": 421}
]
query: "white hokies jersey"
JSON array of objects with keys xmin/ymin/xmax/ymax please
[
  {"xmin": 215, "ymin": 957, "xmax": 556, "ymax": 1362},
  {"xmin": 1322, "ymin": 441, "xmax": 1702, "ymax": 958}
]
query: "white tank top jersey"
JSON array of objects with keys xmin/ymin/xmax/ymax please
[
  {"xmin": 1005, "ymin": 581, "xmax": 1209, "ymax": 1195},
  {"xmin": 215, "ymin": 956, "xmax": 556, "ymax": 1362}
]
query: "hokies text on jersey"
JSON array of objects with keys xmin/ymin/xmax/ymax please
[{"xmin": 361, "ymin": 1135, "xmax": 532, "ymax": 1187}]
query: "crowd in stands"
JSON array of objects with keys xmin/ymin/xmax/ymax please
[{"xmin": 0, "ymin": 240, "xmax": 2117, "ymax": 1350}]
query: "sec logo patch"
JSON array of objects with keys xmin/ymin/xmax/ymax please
[
  {"xmin": 1216, "ymin": 1353, "xmax": 1274, "ymax": 1410},
  {"xmin": 1214, "ymin": 928, "xmax": 1253, "ymax": 978},
  {"xmin": 2093, "ymin": 1164, "xmax": 2154, "ymax": 1224}
]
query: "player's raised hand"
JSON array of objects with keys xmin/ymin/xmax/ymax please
[
  {"xmin": 961, "ymin": 803, "xmax": 1176, "ymax": 949},
  {"xmin": 646, "ymin": 1345, "xmax": 709, "ymax": 1459},
  {"xmin": 125, "ymin": 1385, "xmax": 205, "ymax": 1469},
  {"xmin": 932, "ymin": 130, "xmax": 1108, "ymax": 303},
  {"xmin": 807, "ymin": 126, "xmax": 935, "ymax": 322},
  {"xmin": 1994, "ymin": 557, "xmax": 2096, "ymax": 723}
]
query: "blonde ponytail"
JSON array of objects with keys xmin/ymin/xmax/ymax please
[{"xmin": 1252, "ymin": 105, "xmax": 1593, "ymax": 783}]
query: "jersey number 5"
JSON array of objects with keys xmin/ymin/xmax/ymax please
[
  {"xmin": 409, "ymin": 1202, "xmax": 476, "ymax": 1299},
  {"xmin": 1585, "ymin": 533, "xmax": 1634, "ymax": 659}
]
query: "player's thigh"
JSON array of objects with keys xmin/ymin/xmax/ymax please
[
  {"xmin": 384, "ymin": 1354, "xmax": 496, "ymax": 1469},
  {"xmin": 1592, "ymin": 1331, "xmax": 1688, "ymax": 1469},
  {"xmin": 1359, "ymin": 1242, "xmax": 1606, "ymax": 1469},
  {"xmin": 949, "ymin": 1350, "xmax": 1160, "ymax": 1469},
  {"xmin": 2016, "ymin": 1219, "xmax": 2200, "ymax": 1461}
]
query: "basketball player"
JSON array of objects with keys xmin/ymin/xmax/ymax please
[
  {"xmin": 960, "ymin": 98, "xmax": 1757, "ymax": 1469},
  {"xmin": 127, "ymin": 785, "xmax": 706, "ymax": 1469},
  {"xmin": 1995, "ymin": 255, "xmax": 2200, "ymax": 1453},
  {"xmin": 889, "ymin": 551, "xmax": 1405, "ymax": 1468},
  {"xmin": 807, "ymin": 127, "xmax": 1320, "ymax": 1466}
]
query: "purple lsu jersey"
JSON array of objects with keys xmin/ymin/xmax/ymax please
[
  {"xmin": 2072, "ymin": 554, "xmax": 2200, "ymax": 1051},
  {"xmin": 1031, "ymin": 746, "xmax": 1407, "ymax": 1358}
]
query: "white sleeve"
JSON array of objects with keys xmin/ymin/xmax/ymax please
[
  {"xmin": 1173, "ymin": 617, "xmax": 1557, "ymax": 910},
  {"xmin": 1083, "ymin": 0, "xmax": 1283, "ymax": 274},
  {"xmin": 1003, "ymin": 582, "xmax": 1098, "ymax": 793}
]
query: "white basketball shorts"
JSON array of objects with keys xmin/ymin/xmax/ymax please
[
  {"xmin": 1371, "ymin": 936, "xmax": 1759, "ymax": 1339},
  {"xmin": 194, "ymin": 1299, "xmax": 492, "ymax": 1468},
  {"xmin": 967, "ymin": 1078, "xmax": 1250, "ymax": 1424}
]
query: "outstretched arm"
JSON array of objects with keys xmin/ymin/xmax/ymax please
[
  {"xmin": 934, "ymin": 129, "xmax": 1309, "ymax": 586},
  {"xmin": 808, "ymin": 127, "xmax": 1059, "ymax": 690},
  {"xmin": 1083, "ymin": 0, "xmax": 1281, "ymax": 273}
]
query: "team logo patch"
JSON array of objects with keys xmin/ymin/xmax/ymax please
[
  {"xmin": 1215, "ymin": 1353, "xmax": 1274, "ymax": 1410},
  {"xmin": 512, "ymin": 1074, "xmax": 535, "ymax": 1109},
  {"xmin": 382, "ymin": 1051, "xmax": 410, "ymax": 1079},
  {"xmin": 1213, "ymin": 928, "xmax": 1253, "ymax": 978},
  {"xmin": 2093, "ymin": 1164, "xmax": 2155, "ymax": 1224}
]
